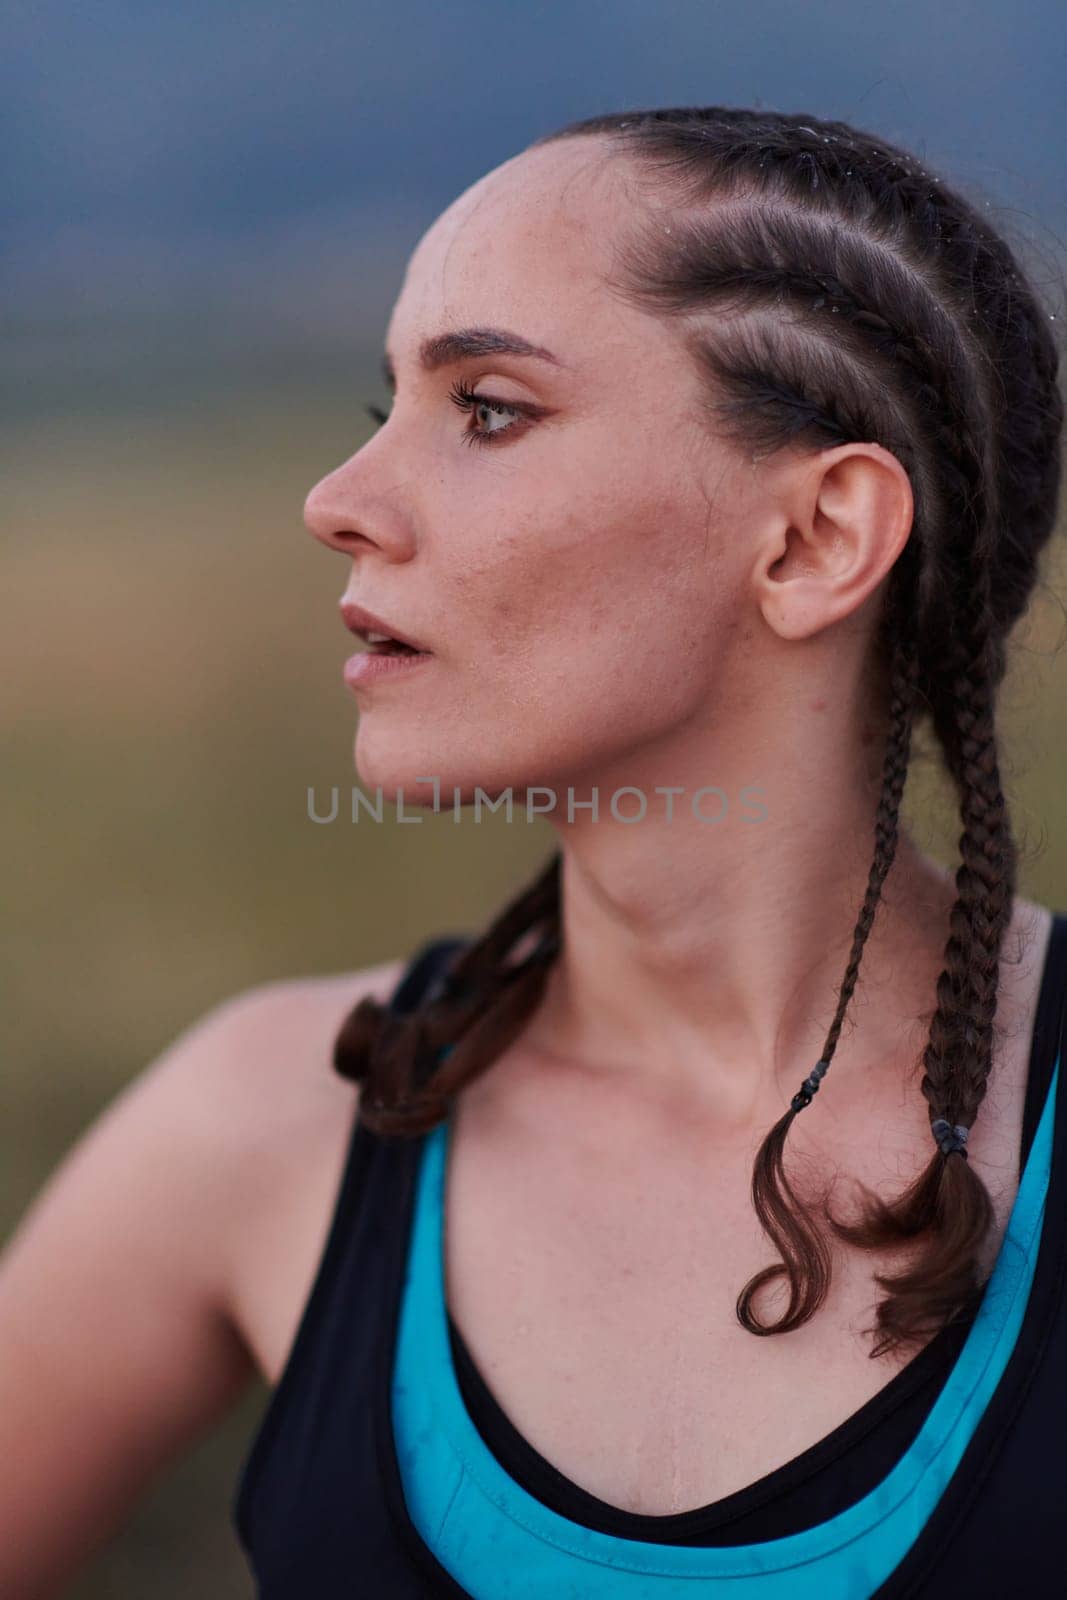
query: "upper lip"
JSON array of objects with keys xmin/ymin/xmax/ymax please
[{"xmin": 339, "ymin": 600, "xmax": 430, "ymax": 653}]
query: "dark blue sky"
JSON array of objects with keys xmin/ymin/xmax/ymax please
[{"xmin": 8, "ymin": 0, "xmax": 1065, "ymax": 398}]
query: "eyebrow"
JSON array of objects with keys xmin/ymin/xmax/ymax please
[{"xmin": 381, "ymin": 326, "xmax": 565, "ymax": 391}]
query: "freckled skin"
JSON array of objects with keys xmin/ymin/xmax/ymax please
[
  {"xmin": 302, "ymin": 135, "xmax": 974, "ymax": 1103},
  {"xmin": 304, "ymin": 140, "xmax": 813, "ymax": 806}
]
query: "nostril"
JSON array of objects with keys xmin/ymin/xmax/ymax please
[{"xmin": 303, "ymin": 492, "xmax": 360, "ymax": 550}]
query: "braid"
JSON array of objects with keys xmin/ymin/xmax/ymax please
[
  {"xmin": 738, "ymin": 623, "xmax": 922, "ymax": 1334},
  {"xmin": 333, "ymin": 851, "xmax": 562, "ymax": 1135},
  {"xmin": 539, "ymin": 109, "xmax": 1062, "ymax": 1350},
  {"xmin": 334, "ymin": 105, "xmax": 1063, "ymax": 1356},
  {"xmin": 827, "ymin": 575, "xmax": 1018, "ymax": 1350}
]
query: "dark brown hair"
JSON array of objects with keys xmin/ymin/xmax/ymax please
[{"xmin": 333, "ymin": 106, "xmax": 1065, "ymax": 1359}]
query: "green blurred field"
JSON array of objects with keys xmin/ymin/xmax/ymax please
[
  {"xmin": 4, "ymin": 375, "xmax": 554, "ymax": 1597},
  {"xmin": 5, "ymin": 376, "xmax": 1067, "ymax": 1596}
]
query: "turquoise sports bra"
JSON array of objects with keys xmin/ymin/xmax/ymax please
[{"xmin": 391, "ymin": 1057, "xmax": 1060, "ymax": 1598}]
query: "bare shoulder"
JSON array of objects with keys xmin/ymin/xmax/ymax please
[
  {"xmin": 0, "ymin": 957, "xmax": 409, "ymax": 1592},
  {"xmin": 170, "ymin": 955, "xmax": 410, "ymax": 1150},
  {"xmin": 1001, "ymin": 894, "xmax": 1057, "ymax": 1030},
  {"xmin": 1008, "ymin": 892, "xmax": 1056, "ymax": 961},
  {"xmin": 186, "ymin": 957, "xmax": 410, "ymax": 1378}
]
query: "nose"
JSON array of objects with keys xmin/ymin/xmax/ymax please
[{"xmin": 303, "ymin": 456, "xmax": 415, "ymax": 561}]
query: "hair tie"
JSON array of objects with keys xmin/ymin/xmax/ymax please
[
  {"xmin": 931, "ymin": 1118, "xmax": 970, "ymax": 1159},
  {"xmin": 790, "ymin": 1058, "xmax": 830, "ymax": 1114}
]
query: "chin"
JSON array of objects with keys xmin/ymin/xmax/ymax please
[
  {"xmin": 352, "ymin": 733, "xmax": 504, "ymax": 812},
  {"xmin": 351, "ymin": 713, "xmax": 617, "ymax": 817}
]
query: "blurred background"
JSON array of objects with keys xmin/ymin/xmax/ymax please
[{"xmin": 5, "ymin": 1, "xmax": 1067, "ymax": 1593}]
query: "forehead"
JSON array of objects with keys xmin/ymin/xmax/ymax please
[{"xmin": 385, "ymin": 137, "xmax": 637, "ymax": 358}]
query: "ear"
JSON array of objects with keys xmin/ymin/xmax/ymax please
[{"xmin": 754, "ymin": 443, "xmax": 914, "ymax": 643}]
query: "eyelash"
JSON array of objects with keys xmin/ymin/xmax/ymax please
[{"xmin": 364, "ymin": 378, "xmax": 531, "ymax": 449}]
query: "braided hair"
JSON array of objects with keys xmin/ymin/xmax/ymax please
[{"xmin": 334, "ymin": 107, "xmax": 1065, "ymax": 1359}]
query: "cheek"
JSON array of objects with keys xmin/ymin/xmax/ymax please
[{"xmin": 456, "ymin": 480, "xmax": 724, "ymax": 732}]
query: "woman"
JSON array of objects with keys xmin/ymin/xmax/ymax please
[{"xmin": 1, "ymin": 106, "xmax": 1064, "ymax": 1598}]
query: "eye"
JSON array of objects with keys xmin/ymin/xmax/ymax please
[
  {"xmin": 363, "ymin": 381, "xmax": 537, "ymax": 449},
  {"xmin": 446, "ymin": 378, "xmax": 527, "ymax": 448}
]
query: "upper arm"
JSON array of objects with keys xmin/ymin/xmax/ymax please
[{"xmin": 0, "ymin": 970, "xmax": 392, "ymax": 1599}]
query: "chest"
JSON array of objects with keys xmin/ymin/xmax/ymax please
[
  {"xmin": 234, "ymin": 1012, "xmax": 1031, "ymax": 1522},
  {"xmin": 438, "ymin": 1046, "xmax": 1027, "ymax": 1516}
]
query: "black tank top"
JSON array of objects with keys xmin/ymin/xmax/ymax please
[{"xmin": 233, "ymin": 911, "xmax": 1067, "ymax": 1596}]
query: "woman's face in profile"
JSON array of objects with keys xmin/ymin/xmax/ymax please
[{"xmin": 304, "ymin": 136, "xmax": 774, "ymax": 805}]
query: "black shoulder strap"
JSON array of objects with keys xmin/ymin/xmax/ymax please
[{"xmin": 1019, "ymin": 909, "xmax": 1067, "ymax": 1176}]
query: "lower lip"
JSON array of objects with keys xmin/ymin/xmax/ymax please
[{"xmin": 343, "ymin": 649, "xmax": 433, "ymax": 689}]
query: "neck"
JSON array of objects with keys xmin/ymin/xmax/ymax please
[{"xmin": 523, "ymin": 711, "xmax": 957, "ymax": 1126}]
